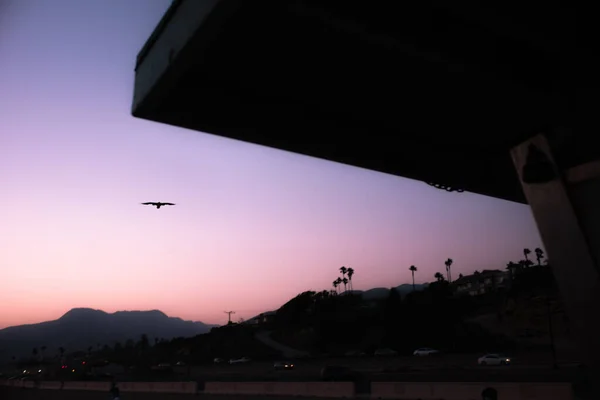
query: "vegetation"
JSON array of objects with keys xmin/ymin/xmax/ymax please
[{"xmin": 7, "ymin": 247, "xmax": 564, "ymax": 380}]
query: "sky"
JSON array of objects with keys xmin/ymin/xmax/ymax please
[{"xmin": 0, "ymin": 0, "xmax": 543, "ymax": 329}]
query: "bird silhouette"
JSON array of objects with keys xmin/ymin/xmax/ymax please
[{"xmin": 141, "ymin": 202, "xmax": 175, "ymax": 209}]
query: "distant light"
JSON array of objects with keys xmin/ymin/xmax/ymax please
[
  {"xmin": 72, "ymin": 369, "xmax": 75, "ymax": 372},
  {"xmin": 82, "ymin": 361, "xmax": 86, "ymax": 365},
  {"xmin": 38, "ymin": 370, "xmax": 42, "ymax": 373},
  {"xmin": 23, "ymin": 370, "xmax": 26, "ymax": 373}
]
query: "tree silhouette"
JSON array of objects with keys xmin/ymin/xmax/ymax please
[
  {"xmin": 409, "ymin": 265, "xmax": 417, "ymax": 291},
  {"xmin": 140, "ymin": 334, "xmax": 150, "ymax": 354},
  {"xmin": 335, "ymin": 277, "xmax": 343, "ymax": 294},
  {"xmin": 342, "ymin": 277, "xmax": 349, "ymax": 292},
  {"xmin": 434, "ymin": 272, "xmax": 445, "ymax": 282},
  {"xmin": 32, "ymin": 347, "xmax": 38, "ymax": 361},
  {"xmin": 506, "ymin": 261, "xmax": 518, "ymax": 279},
  {"xmin": 523, "ymin": 248, "xmax": 531, "ymax": 262},
  {"xmin": 535, "ymin": 248, "xmax": 545, "ymax": 266},
  {"xmin": 339, "ymin": 266, "xmax": 347, "ymax": 281},
  {"xmin": 347, "ymin": 268, "xmax": 354, "ymax": 291},
  {"xmin": 445, "ymin": 258, "xmax": 453, "ymax": 282},
  {"xmin": 332, "ymin": 279, "xmax": 339, "ymax": 294}
]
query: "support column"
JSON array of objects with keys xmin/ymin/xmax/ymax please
[{"xmin": 511, "ymin": 134, "xmax": 600, "ymax": 396}]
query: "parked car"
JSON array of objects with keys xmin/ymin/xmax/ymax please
[
  {"xmin": 344, "ymin": 350, "xmax": 366, "ymax": 357},
  {"xmin": 374, "ymin": 348, "xmax": 398, "ymax": 356},
  {"xmin": 274, "ymin": 361, "xmax": 295, "ymax": 370},
  {"xmin": 229, "ymin": 357, "xmax": 251, "ymax": 364},
  {"xmin": 413, "ymin": 348, "xmax": 440, "ymax": 356},
  {"xmin": 477, "ymin": 354, "xmax": 511, "ymax": 366}
]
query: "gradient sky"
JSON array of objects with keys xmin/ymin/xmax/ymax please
[{"xmin": 0, "ymin": 0, "xmax": 543, "ymax": 329}]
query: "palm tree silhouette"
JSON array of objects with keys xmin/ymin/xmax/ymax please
[
  {"xmin": 335, "ymin": 277, "xmax": 343, "ymax": 293},
  {"xmin": 534, "ymin": 248, "xmax": 544, "ymax": 265},
  {"xmin": 409, "ymin": 265, "xmax": 417, "ymax": 291},
  {"xmin": 434, "ymin": 272, "xmax": 445, "ymax": 282},
  {"xmin": 342, "ymin": 277, "xmax": 349, "ymax": 292},
  {"xmin": 339, "ymin": 266, "xmax": 347, "ymax": 280},
  {"xmin": 523, "ymin": 248, "xmax": 531, "ymax": 262},
  {"xmin": 333, "ymin": 279, "xmax": 339, "ymax": 294},
  {"xmin": 444, "ymin": 258, "xmax": 453, "ymax": 282},
  {"xmin": 347, "ymin": 268, "xmax": 354, "ymax": 291}
]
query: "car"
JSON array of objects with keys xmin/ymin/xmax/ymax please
[
  {"xmin": 344, "ymin": 350, "xmax": 366, "ymax": 357},
  {"xmin": 413, "ymin": 348, "xmax": 440, "ymax": 356},
  {"xmin": 229, "ymin": 357, "xmax": 251, "ymax": 364},
  {"xmin": 274, "ymin": 361, "xmax": 295, "ymax": 370},
  {"xmin": 374, "ymin": 348, "xmax": 398, "ymax": 356},
  {"xmin": 477, "ymin": 354, "xmax": 511, "ymax": 366}
]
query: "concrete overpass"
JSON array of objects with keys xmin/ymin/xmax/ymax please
[{"xmin": 131, "ymin": 0, "xmax": 597, "ymax": 396}]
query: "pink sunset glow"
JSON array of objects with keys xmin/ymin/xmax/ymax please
[{"xmin": 0, "ymin": 0, "xmax": 543, "ymax": 329}]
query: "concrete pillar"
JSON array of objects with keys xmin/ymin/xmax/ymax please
[{"xmin": 511, "ymin": 133, "xmax": 600, "ymax": 398}]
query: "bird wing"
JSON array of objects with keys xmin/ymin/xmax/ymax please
[
  {"xmin": 162, "ymin": 203, "xmax": 175, "ymax": 206},
  {"xmin": 141, "ymin": 202, "xmax": 157, "ymax": 205}
]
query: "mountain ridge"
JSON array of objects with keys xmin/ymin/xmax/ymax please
[{"xmin": 0, "ymin": 308, "xmax": 216, "ymax": 362}]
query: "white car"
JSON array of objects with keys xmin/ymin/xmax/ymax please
[
  {"xmin": 374, "ymin": 348, "xmax": 398, "ymax": 356},
  {"xmin": 413, "ymin": 348, "xmax": 439, "ymax": 356},
  {"xmin": 229, "ymin": 357, "xmax": 251, "ymax": 364},
  {"xmin": 477, "ymin": 354, "xmax": 511, "ymax": 366}
]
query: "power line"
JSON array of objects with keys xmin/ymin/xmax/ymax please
[{"xmin": 224, "ymin": 310, "xmax": 236, "ymax": 324}]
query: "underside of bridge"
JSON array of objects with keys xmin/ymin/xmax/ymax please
[{"xmin": 132, "ymin": 0, "xmax": 599, "ymax": 392}]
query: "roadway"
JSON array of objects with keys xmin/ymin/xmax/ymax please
[{"xmin": 1, "ymin": 387, "xmax": 328, "ymax": 400}]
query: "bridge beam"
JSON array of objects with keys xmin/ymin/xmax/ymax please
[{"xmin": 511, "ymin": 134, "xmax": 600, "ymax": 397}]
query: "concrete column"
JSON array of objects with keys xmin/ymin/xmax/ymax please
[{"xmin": 511, "ymin": 133, "xmax": 600, "ymax": 398}]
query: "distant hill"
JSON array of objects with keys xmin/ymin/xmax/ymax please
[
  {"xmin": 350, "ymin": 283, "xmax": 428, "ymax": 300},
  {"xmin": 0, "ymin": 308, "xmax": 216, "ymax": 362}
]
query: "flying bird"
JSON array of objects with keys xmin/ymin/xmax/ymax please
[{"xmin": 141, "ymin": 202, "xmax": 175, "ymax": 209}]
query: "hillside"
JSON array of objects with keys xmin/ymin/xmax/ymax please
[{"xmin": 0, "ymin": 308, "xmax": 215, "ymax": 362}]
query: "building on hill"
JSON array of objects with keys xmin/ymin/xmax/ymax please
[
  {"xmin": 453, "ymin": 269, "xmax": 509, "ymax": 296},
  {"xmin": 244, "ymin": 311, "xmax": 276, "ymax": 326}
]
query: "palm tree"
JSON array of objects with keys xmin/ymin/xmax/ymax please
[
  {"xmin": 434, "ymin": 272, "xmax": 445, "ymax": 282},
  {"xmin": 523, "ymin": 248, "xmax": 531, "ymax": 262},
  {"xmin": 444, "ymin": 258, "xmax": 453, "ymax": 282},
  {"xmin": 347, "ymin": 268, "xmax": 354, "ymax": 291},
  {"xmin": 332, "ymin": 279, "xmax": 339, "ymax": 294},
  {"xmin": 409, "ymin": 265, "xmax": 417, "ymax": 291},
  {"xmin": 506, "ymin": 261, "xmax": 517, "ymax": 279},
  {"xmin": 335, "ymin": 277, "xmax": 343, "ymax": 293},
  {"xmin": 342, "ymin": 277, "xmax": 349, "ymax": 292},
  {"xmin": 339, "ymin": 266, "xmax": 347, "ymax": 281},
  {"xmin": 535, "ymin": 248, "xmax": 544, "ymax": 266}
]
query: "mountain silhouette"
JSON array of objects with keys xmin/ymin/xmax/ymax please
[{"xmin": 0, "ymin": 308, "xmax": 215, "ymax": 362}]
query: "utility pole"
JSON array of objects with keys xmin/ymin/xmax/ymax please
[{"xmin": 224, "ymin": 311, "xmax": 235, "ymax": 325}]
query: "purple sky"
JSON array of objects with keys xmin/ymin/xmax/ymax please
[{"xmin": 0, "ymin": 0, "xmax": 543, "ymax": 329}]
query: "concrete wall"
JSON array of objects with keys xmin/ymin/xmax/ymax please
[{"xmin": 1, "ymin": 379, "xmax": 574, "ymax": 399}]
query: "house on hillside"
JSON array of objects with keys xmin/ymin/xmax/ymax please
[
  {"xmin": 453, "ymin": 270, "xmax": 509, "ymax": 296},
  {"xmin": 244, "ymin": 311, "xmax": 276, "ymax": 326}
]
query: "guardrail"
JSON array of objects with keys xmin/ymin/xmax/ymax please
[{"xmin": 0, "ymin": 379, "xmax": 574, "ymax": 399}]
